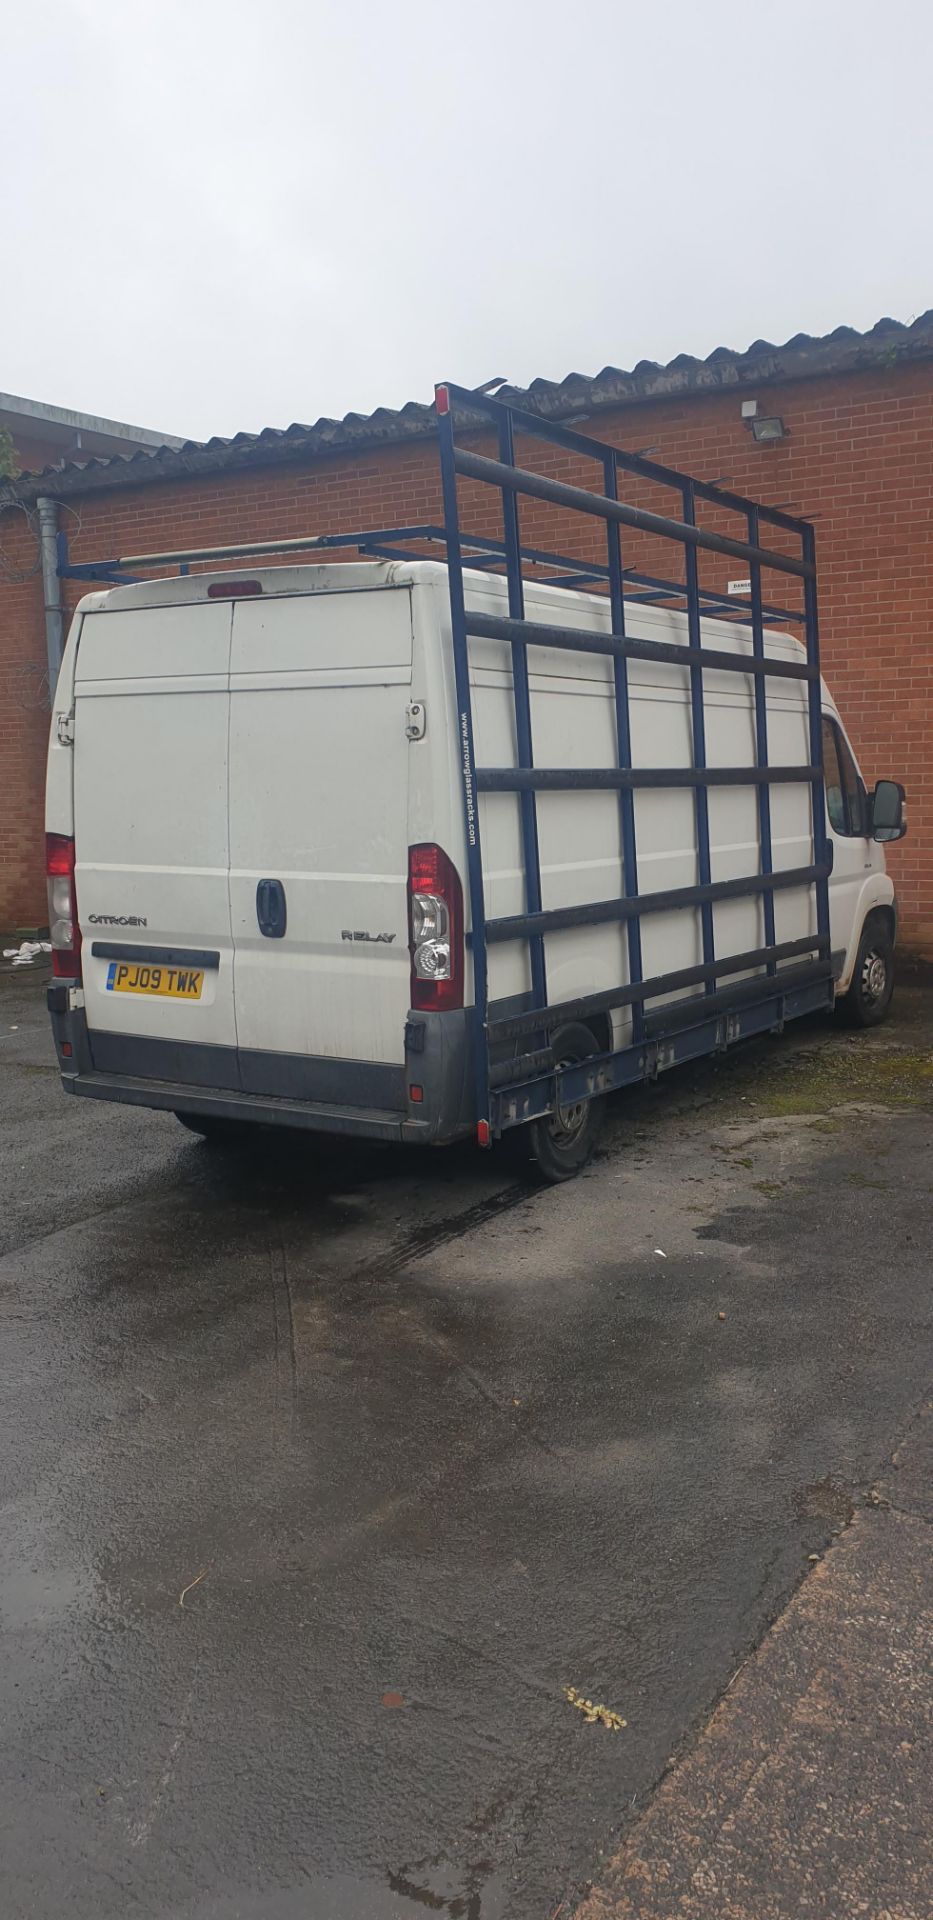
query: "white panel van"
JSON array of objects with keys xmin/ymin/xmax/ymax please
[{"xmin": 45, "ymin": 557, "xmax": 905, "ymax": 1178}]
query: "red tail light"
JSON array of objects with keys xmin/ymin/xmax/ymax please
[
  {"xmin": 408, "ymin": 844, "xmax": 464, "ymax": 1012},
  {"xmin": 46, "ymin": 833, "xmax": 82, "ymax": 980}
]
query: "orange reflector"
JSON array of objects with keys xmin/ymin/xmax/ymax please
[
  {"xmin": 409, "ymin": 1084, "xmax": 423, "ymax": 1104},
  {"xmin": 61, "ymin": 1041, "xmax": 73, "ymax": 1058},
  {"xmin": 477, "ymin": 1119, "xmax": 491, "ymax": 1148}
]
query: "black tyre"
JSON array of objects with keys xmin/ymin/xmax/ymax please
[
  {"xmin": 174, "ymin": 1111, "xmax": 249, "ymax": 1143},
  {"xmin": 511, "ymin": 1021, "xmax": 606, "ymax": 1184},
  {"xmin": 838, "ymin": 915, "xmax": 895, "ymax": 1028}
]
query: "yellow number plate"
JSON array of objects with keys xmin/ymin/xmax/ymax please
[{"xmin": 106, "ymin": 960, "xmax": 204, "ymax": 1000}]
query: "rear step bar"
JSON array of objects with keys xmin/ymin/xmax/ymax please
[{"xmin": 63, "ymin": 1071, "xmax": 416, "ymax": 1143}]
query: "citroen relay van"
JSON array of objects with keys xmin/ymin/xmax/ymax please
[{"xmin": 45, "ymin": 553, "xmax": 905, "ymax": 1178}]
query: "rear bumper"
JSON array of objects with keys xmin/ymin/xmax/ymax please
[
  {"xmin": 47, "ymin": 985, "xmax": 475, "ymax": 1146},
  {"xmin": 63, "ymin": 1069, "xmax": 426, "ymax": 1143}
]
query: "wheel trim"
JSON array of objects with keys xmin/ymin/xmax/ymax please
[{"xmin": 861, "ymin": 947, "xmax": 887, "ymax": 1002}]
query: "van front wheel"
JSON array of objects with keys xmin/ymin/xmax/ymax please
[
  {"xmin": 839, "ymin": 916, "xmax": 895, "ymax": 1028},
  {"xmin": 513, "ymin": 1021, "xmax": 606, "ymax": 1184}
]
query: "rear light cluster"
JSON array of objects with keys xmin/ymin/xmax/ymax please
[
  {"xmin": 407, "ymin": 844, "xmax": 464, "ymax": 1012},
  {"xmin": 46, "ymin": 834, "xmax": 82, "ymax": 980}
]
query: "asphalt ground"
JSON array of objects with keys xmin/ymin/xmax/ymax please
[{"xmin": 1, "ymin": 967, "xmax": 930, "ymax": 1919}]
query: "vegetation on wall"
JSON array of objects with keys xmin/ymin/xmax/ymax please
[{"xmin": 0, "ymin": 428, "xmax": 19, "ymax": 479}]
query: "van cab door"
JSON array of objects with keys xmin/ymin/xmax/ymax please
[
  {"xmin": 227, "ymin": 586, "xmax": 414, "ymax": 1109},
  {"xmin": 821, "ymin": 713, "xmax": 879, "ymax": 963},
  {"xmin": 72, "ymin": 600, "xmax": 238, "ymax": 1084}
]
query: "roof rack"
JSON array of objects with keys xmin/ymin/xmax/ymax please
[
  {"xmin": 431, "ymin": 379, "xmax": 830, "ymax": 1138},
  {"xmin": 55, "ymin": 515, "xmax": 804, "ymax": 629}
]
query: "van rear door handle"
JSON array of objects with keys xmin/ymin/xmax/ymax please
[{"xmin": 256, "ymin": 877, "xmax": 287, "ymax": 939}]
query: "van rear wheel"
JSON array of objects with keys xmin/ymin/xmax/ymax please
[
  {"xmin": 839, "ymin": 915, "xmax": 895, "ymax": 1028},
  {"xmin": 511, "ymin": 1021, "xmax": 606, "ymax": 1184}
]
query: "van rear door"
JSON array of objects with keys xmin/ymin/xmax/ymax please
[
  {"xmin": 72, "ymin": 600, "xmax": 238, "ymax": 1085},
  {"xmin": 227, "ymin": 585, "xmax": 414, "ymax": 1108}
]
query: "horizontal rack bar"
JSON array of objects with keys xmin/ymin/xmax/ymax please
[
  {"xmin": 439, "ymin": 525, "xmax": 614, "ymax": 582},
  {"xmin": 453, "ymin": 449, "xmax": 814, "ymax": 580},
  {"xmin": 489, "ymin": 1048, "xmax": 555, "ymax": 1088},
  {"xmin": 70, "ymin": 525, "xmax": 443, "ymax": 573},
  {"xmin": 618, "ymin": 568, "xmax": 803, "ymax": 625},
  {"xmin": 485, "ymin": 861, "xmax": 830, "ymax": 945},
  {"xmin": 441, "ymin": 382, "xmax": 809, "ymax": 537},
  {"xmin": 466, "ymin": 609, "xmax": 815, "ymax": 680},
  {"xmin": 476, "ymin": 764, "xmax": 819, "ymax": 792},
  {"xmin": 642, "ymin": 959, "xmax": 828, "ymax": 1035},
  {"xmin": 450, "ymin": 534, "xmax": 803, "ymax": 625},
  {"xmin": 487, "ymin": 934, "xmax": 829, "ymax": 1043}
]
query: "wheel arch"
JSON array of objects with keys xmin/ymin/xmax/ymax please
[
  {"xmin": 582, "ymin": 1010, "xmax": 613, "ymax": 1059},
  {"xmin": 835, "ymin": 876, "xmax": 897, "ymax": 996},
  {"xmin": 865, "ymin": 902, "xmax": 896, "ymax": 941}
]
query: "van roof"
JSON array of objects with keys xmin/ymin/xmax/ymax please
[
  {"xmin": 81, "ymin": 557, "xmax": 448, "ymax": 613},
  {"xmin": 77, "ymin": 557, "xmax": 805, "ymax": 657}
]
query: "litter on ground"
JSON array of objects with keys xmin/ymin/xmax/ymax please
[
  {"xmin": 3, "ymin": 941, "xmax": 52, "ymax": 968},
  {"xmin": 564, "ymin": 1686, "xmax": 626, "ymax": 1730}
]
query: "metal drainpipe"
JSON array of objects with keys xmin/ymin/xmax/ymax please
[{"xmin": 36, "ymin": 496, "xmax": 64, "ymax": 702}]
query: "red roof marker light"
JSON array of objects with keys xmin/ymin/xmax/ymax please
[{"xmin": 207, "ymin": 579, "xmax": 263, "ymax": 599}]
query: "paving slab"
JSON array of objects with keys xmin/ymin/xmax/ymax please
[{"xmin": 578, "ymin": 1411, "xmax": 932, "ymax": 1920}]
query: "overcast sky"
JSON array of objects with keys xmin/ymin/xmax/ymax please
[{"xmin": 4, "ymin": 0, "xmax": 932, "ymax": 442}]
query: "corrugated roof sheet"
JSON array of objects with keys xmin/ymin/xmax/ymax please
[{"xmin": 3, "ymin": 310, "xmax": 932, "ymax": 508}]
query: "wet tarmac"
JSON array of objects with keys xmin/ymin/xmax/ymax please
[{"xmin": 1, "ymin": 971, "xmax": 930, "ymax": 1918}]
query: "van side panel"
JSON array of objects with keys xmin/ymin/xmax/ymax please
[{"xmin": 461, "ymin": 577, "xmax": 818, "ymax": 1040}]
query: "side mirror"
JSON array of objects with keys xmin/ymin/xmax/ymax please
[{"xmin": 870, "ymin": 779, "xmax": 907, "ymax": 842}]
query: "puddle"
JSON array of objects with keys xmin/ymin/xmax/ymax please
[
  {"xmin": 185, "ymin": 1865, "xmax": 505, "ymax": 1920},
  {"xmin": 388, "ymin": 1853, "xmax": 505, "ymax": 1919}
]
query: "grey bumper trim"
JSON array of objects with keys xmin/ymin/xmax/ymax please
[
  {"xmin": 86, "ymin": 1029, "xmax": 407, "ymax": 1109},
  {"xmin": 63, "ymin": 1071, "xmax": 426, "ymax": 1144}
]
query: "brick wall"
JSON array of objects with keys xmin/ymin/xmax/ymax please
[{"xmin": 2, "ymin": 359, "xmax": 931, "ymax": 948}]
